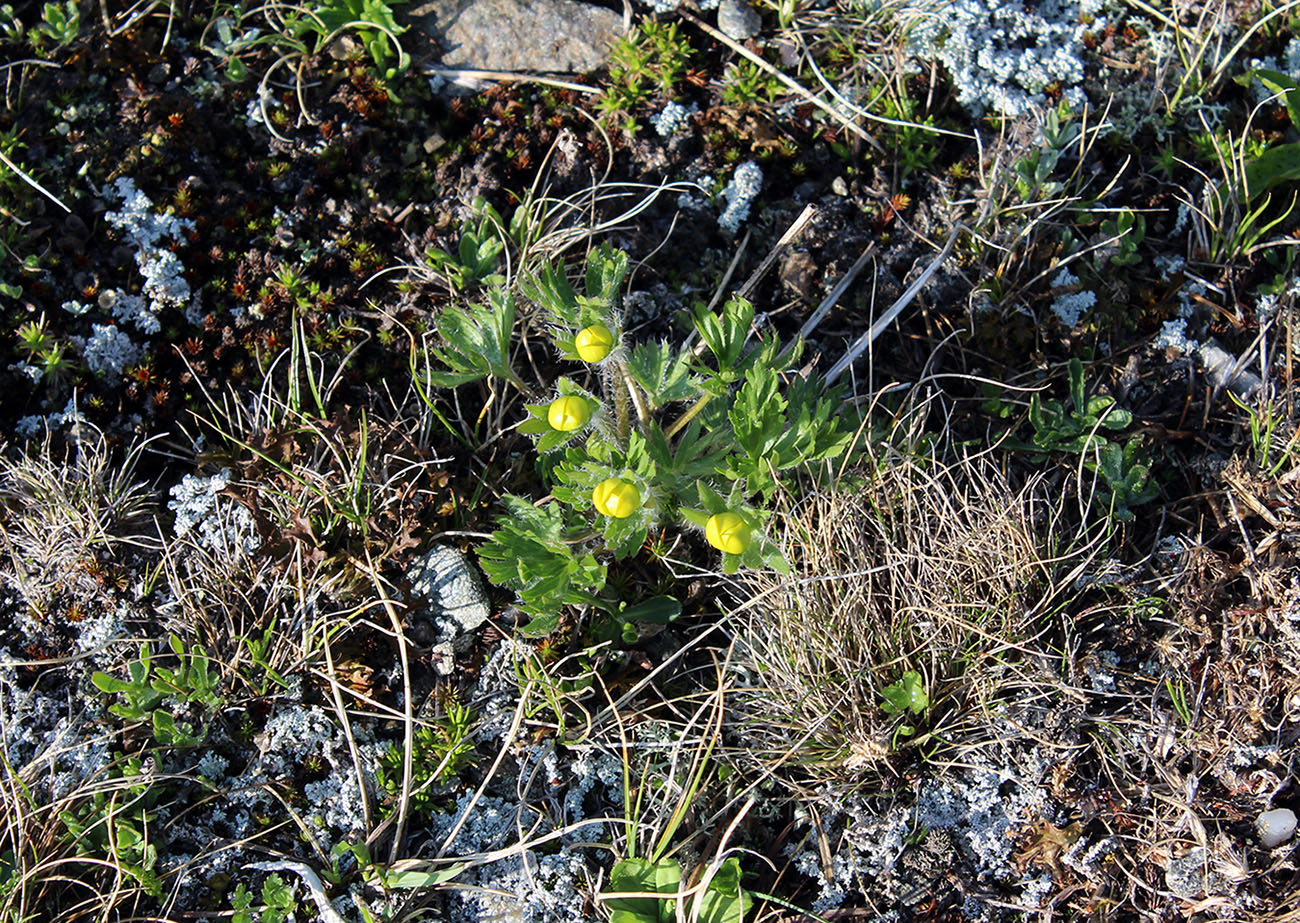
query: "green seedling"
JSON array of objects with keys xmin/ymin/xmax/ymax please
[
  {"xmin": 1028, "ymin": 358, "xmax": 1132, "ymax": 456},
  {"xmin": 1099, "ymin": 209, "xmax": 1145, "ymax": 267},
  {"xmin": 1086, "ymin": 438, "xmax": 1159, "ymax": 522},
  {"xmin": 231, "ymin": 873, "xmax": 298, "ymax": 923},
  {"xmin": 31, "ymin": 0, "xmax": 79, "ymax": 50},
  {"xmin": 423, "ymin": 197, "xmax": 506, "ymax": 292},
  {"xmin": 375, "ymin": 702, "xmax": 476, "ymax": 817},
  {"xmin": 240, "ymin": 619, "xmax": 291, "ymax": 695},
  {"xmin": 58, "ymin": 757, "xmax": 164, "ymax": 898},
  {"xmin": 879, "ymin": 669, "xmax": 929, "ymax": 745},
  {"xmin": 599, "ymin": 20, "xmax": 695, "ymax": 127},
  {"xmin": 1229, "ymin": 390, "xmax": 1300, "ymax": 478},
  {"xmin": 92, "ymin": 636, "xmax": 224, "ymax": 747},
  {"xmin": 289, "ymin": 0, "xmax": 410, "ymax": 80}
]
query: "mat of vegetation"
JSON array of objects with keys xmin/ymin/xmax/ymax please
[{"xmin": 2, "ymin": 0, "xmax": 1300, "ymax": 920}]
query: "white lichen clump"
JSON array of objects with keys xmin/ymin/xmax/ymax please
[
  {"xmin": 168, "ymin": 468, "xmax": 260, "ymax": 555},
  {"xmin": 650, "ymin": 101, "xmax": 699, "ymax": 137},
  {"xmin": 907, "ymin": 0, "xmax": 1105, "ymax": 117},
  {"xmin": 1049, "ymin": 267, "xmax": 1096, "ymax": 328},
  {"xmin": 719, "ymin": 161, "xmax": 763, "ymax": 234},
  {"xmin": 82, "ymin": 323, "xmax": 143, "ymax": 376},
  {"xmin": 101, "ymin": 177, "xmax": 196, "ymax": 328}
]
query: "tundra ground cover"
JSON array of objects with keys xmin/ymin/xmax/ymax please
[{"xmin": 2, "ymin": 0, "xmax": 1300, "ymax": 920}]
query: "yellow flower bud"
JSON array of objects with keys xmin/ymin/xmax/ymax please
[
  {"xmin": 574, "ymin": 324, "xmax": 615, "ymax": 363},
  {"xmin": 592, "ymin": 477, "xmax": 641, "ymax": 518},
  {"xmin": 547, "ymin": 395, "xmax": 591, "ymax": 432},
  {"xmin": 705, "ymin": 512, "xmax": 751, "ymax": 554}
]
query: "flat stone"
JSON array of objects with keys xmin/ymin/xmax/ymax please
[{"xmin": 406, "ymin": 0, "xmax": 623, "ymax": 74}]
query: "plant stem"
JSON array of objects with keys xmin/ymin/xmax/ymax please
[
  {"xmin": 616, "ymin": 357, "xmax": 651, "ymax": 430},
  {"xmin": 665, "ymin": 392, "xmax": 712, "ymax": 439}
]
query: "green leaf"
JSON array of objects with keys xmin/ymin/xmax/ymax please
[
  {"xmin": 627, "ymin": 341, "xmax": 694, "ymax": 407},
  {"xmin": 621, "ymin": 596, "xmax": 681, "ymax": 624},
  {"xmin": 694, "ymin": 296, "xmax": 753, "ymax": 374},
  {"xmin": 606, "ymin": 857, "xmax": 682, "ymax": 923},
  {"xmin": 477, "ymin": 497, "xmax": 605, "ymax": 632},
  {"xmin": 1254, "ymin": 69, "xmax": 1300, "ymax": 132},
  {"xmin": 585, "ymin": 242, "xmax": 629, "ymax": 307},
  {"xmin": 427, "ymin": 287, "xmax": 516, "ymax": 387},
  {"xmin": 1245, "ymin": 143, "xmax": 1300, "ymax": 202},
  {"xmin": 698, "ymin": 857, "xmax": 751, "ymax": 923},
  {"xmin": 880, "ymin": 670, "xmax": 928, "ymax": 716},
  {"xmin": 730, "ymin": 363, "xmax": 786, "ymax": 459}
]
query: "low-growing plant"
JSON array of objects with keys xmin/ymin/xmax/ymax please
[
  {"xmin": 427, "ymin": 244, "xmax": 857, "ymax": 634},
  {"xmin": 58, "ymin": 756, "xmax": 165, "ymax": 898},
  {"xmin": 92, "ymin": 636, "xmax": 224, "ymax": 747},
  {"xmin": 231, "ymin": 873, "xmax": 298, "ymax": 923},
  {"xmin": 603, "ymin": 854, "xmax": 751, "ymax": 923},
  {"xmin": 1086, "ymin": 438, "xmax": 1159, "ymax": 523},
  {"xmin": 721, "ymin": 59, "xmax": 783, "ymax": 110},
  {"xmin": 1026, "ymin": 358, "xmax": 1132, "ymax": 456},
  {"xmin": 599, "ymin": 20, "xmax": 696, "ymax": 130},
  {"xmin": 1098, "ymin": 208, "xmax": 1145, "ymax": 267},
  {"xmin": 376, "ymin": 701, "xmax": 476, "ymax": 817},
  {"xmin": 422, "ymin": 196, "xmax": 507, "ymax": 293},
  {"xmin": 1229, "ymin": 390, "xmax": 1300, "ymax": 477}
]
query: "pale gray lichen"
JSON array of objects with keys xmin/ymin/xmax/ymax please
[{"xmin": 906, "ymin": 0, "xmax": 1106, "ymax": 117}]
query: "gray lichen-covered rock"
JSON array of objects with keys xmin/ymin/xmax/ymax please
[
  {"xmin": 406, "ymin": 545, "xmax": 490, "ymax": 656},
  {"xmin": 406, "ymin": 0, "xmax": 622, "ymax": 74},
  {"xmin": 717, "ymin": 0, "xmax": 761, "ymax": 40}
]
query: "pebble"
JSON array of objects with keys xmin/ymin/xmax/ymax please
[
  {"xmin": 1257, "ymin": 808, "xmax": 1298, "ymax": 848},
  {"xmin": 717, "ymin": 0, "xmax": 761, "ymax": 40}
]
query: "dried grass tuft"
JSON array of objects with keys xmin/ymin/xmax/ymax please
[{"xmin": 724, "ymin": 451, "xmax": 1071, "ymax": 795}]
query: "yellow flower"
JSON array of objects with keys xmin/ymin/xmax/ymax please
[
  {"xmin": 547, "ymin": 395, "xmax": 591, "ymax": 431},
  {"xmin": 574, "ymin": 324, "xmax": 615, "ymax": 363},
  {"xmin": 705, "ymin": 512, "xmax": 750, "ymax": 554},
  {"xmin": 592, "ymin": 477, "xmax": 641, "ymax": 518}
]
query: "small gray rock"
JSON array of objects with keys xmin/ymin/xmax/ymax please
[
  {"xmin": 407, "ymin": 0, "xmax": 623, "ymax": 74},
  {"xmin": 1165, "ymin": 847, "xmax": 1225, "ymax": 899},
  {"xmin": 1257, "ymin": 808, "xmax": 1298, "ymax": 848},
  {"xmin": 717, "ymin": 0, "xmax": 761, "ymax": 40},
  {"xmin": 407, "ymin": 545, "xmax": 490, "ymax": 651}
]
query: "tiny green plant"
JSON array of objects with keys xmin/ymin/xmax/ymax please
[
  {"xmin": 423, "ymin": 197, "xmax": 507, "ymax": 292},
  {"xmin": 58, "ymin": 756, "xmax": 165, "ymax": 898},
  {"xmin": 1229, "ymin": 390, "xmax": 1300, "ymax": 477},
  {"xmin": 1098, "ymin": 209, "xmax": 1145, "ymax": 267},
  {"xmin": 1027, "ymin": 358, "xmax": 1132, "ymax": 456},
  {"xmin": 1086, "ymin": 438, "xmax": 1159, "ymax": 523},
  {"xmin": 30, "ymin": 0, "xmax": 79, "ymax": 51},
  {"xmin": 599, "ymin": 20, "xmax": 695, "ymax": 129},
  {"xmin": 603, "ymin": 855, "xmax": 752, "ymax": 923},
  {"xmin": 92, "ymin": 636, "xmax": 224, "ymax": 747},
  {"xmin": 375, "ymin": 701, "xmax": 476, "ymax": 817},
  {"xmin": 231, "ymin": 873, "xmax": 298, "ymax": 923},
  {"xmin": 721, "ymin": 59, "xmax": 783, "ymax": 110},
  {"xmin": 240, "ymin": 618, "xmax": 291, "ymax": 695},
  {"xmin": 879, "ymin": 669, "xmax": 929, "ymax": 745},
  {"xmin": 289, "ymin": 0, "xmax": 410, "ymax": 80},
  {"xmin": 1012, "ymin": 103, "xmax": 1081, "ymax": 201}
]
